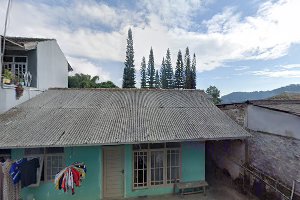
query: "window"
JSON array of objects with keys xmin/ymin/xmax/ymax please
[
  {"xmin": 133, "ymin": 151, "xmax": 147, "ymax": 188},
  {"xmin": 25, "ymin": 147, "xmax": 64, "ymax": 184},
  {"xmin": 2, "ymin": 56, "xmax": 28, "ymax": 81},
  {"xmin": 167, "ymin": 149, "xmax": 180, "ymax": 184},
  {"xmin": 133, "ymin": 143, "xmax": 181, "ymax": 188},
  {"xmin": 0, "ymin": 149, "xmax": 11, "ymax": 161}
]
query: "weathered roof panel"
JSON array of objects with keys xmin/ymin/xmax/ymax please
[{"xmin": 0, "ymin": 89, "xmax": 250, "ymax": 148}]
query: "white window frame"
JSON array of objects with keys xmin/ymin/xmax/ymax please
[
  {"xmin": 132, "ymin": 143, "xmax": 181, "ymax": 189},
  {"xmin": 24, "ymin": 148, "xmax": 65, "ymax": 187},
  {"xmin": 2, "ymin": 55, "xmax": 28, "ymax": 81}
]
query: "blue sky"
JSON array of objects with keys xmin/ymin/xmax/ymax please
[{"xmin": 1, "ymin": 0, "xmax": 300, "ymax": 95}]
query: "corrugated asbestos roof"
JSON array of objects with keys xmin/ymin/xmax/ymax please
[
  {"xmin": 254, "ymin": 102, "xmax": 300, "ymax": 117},
  {"xmin": 0, "ymin": 89, "xmax": 250, "ymax": 148}
]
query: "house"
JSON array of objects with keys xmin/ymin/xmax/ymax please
[
  {"xmin": 0, "ymin": 89, "xmax": 250, "ymax": 200},
  {"xmin": 218, "ymin": 99, "xmax": 300, "ymax": 139},
  {"xmin": 0, "ymin": 36, "xmax": 72, "ymax": 114},
  {"xmin": 217, "ymin": 99, "xmax": 300, "ymax": 198}
]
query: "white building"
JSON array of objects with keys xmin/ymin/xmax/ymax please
[
  {"xmin": 0, "ymin": 36, "xmax": 72, "ymax": 113},
  {"xmin": 246, "ymin": 100, "xmax": 300, "ymax": 139}
]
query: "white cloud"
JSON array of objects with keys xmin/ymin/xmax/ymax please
[
  {"xmin": 68, "ymin": 57, "xmax": 111, "ymax": 82},
  {"xmin": 1, "ymin": 0, "xmax": 300, "ymax": 80},
  {"xmin": 251, "ymin": 69, "xmax": 300, "ymax": 78},
  {"xmin": 281, "ymin": 64, "xmax": 300, "ymax": 69}
]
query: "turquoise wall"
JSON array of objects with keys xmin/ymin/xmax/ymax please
[
  {"xmin": 10, "ymin": 142, "xmax": 205, "ymax": 199},
  {"xmin": 12, "ymin": 146, "xmax": 102, "ymax": 200},
  {"xmin": 124, "ymin": 142, "xmax": 205, "ymax": 198},
  {"xmin": 181, "ymin": 142, "xmax": 205, "ymax": 182}
]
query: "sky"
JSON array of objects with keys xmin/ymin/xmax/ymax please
[{"xmin": 0, "ymin": 0, "xmax": 300, "ymax": 95}]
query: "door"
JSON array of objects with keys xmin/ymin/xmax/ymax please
[{"xmin": 103, "ymin": 146, "xmax": 124, "ymax": 198}]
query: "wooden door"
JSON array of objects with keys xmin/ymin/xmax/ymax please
[{"xmin": 103, "ymin": 146, "xmax": 124, "ymax": 198}]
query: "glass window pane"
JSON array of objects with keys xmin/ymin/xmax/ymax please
[
  {"xmin": 133, "ymin": 151, "xmax": 147, "ymax": 188},
  {"xmin": 166, "ymin": 142, "xmax": 180, "ymax": 148},
  {"xmin": 150, "ymin": 151, "xmax": 164, "ymax": 185},
  {"xmin": 3, "ymin": 56, "xmax": 13, "ymax": 62},
  {"xmin": 45, "ymin": 147, "xmax": 64, "ymax": 154},
  {"xmin": 133, "ymin": 144, "xmax": 148, "ymax": 150},
  {"xmin": 149, "ymin": 143, "xmax": 164, "ymax": 149},
  {"xmin": 14, "ymin": 57, "xmax": 27, "ymax": 63}
]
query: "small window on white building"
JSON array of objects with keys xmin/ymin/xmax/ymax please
[{"xmin": 2, "ymin": 56, "xmax": 28, "ymax": 82}]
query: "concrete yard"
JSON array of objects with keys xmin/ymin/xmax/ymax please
[{"xmin": 122, "ymin": 183, "xmax": 257, "ymax": 200}]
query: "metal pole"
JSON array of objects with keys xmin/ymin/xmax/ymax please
[{"xmin": 1, "ymin": 0, "xmax": 12, "ymax": 79}]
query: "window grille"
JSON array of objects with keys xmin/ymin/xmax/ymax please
[{"xmin": 133, "ymin": 143, "xmax": 181, "ymax": 189}]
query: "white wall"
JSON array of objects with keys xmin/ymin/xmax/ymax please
[
  {"xmin": 36, "ymin": 40, "xmax": 68, "ymax": 90},
  {"xmin": 247, "ymin": 105, "xmax": 300, "ymax": 139},
  {"xmin": 0, "ymin": 87, "xmax": 41, "ymax": 113}
]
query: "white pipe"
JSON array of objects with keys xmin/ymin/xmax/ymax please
[{"xmin": 1, "ymin": 0, "xmax": 12, "ymax": 79}]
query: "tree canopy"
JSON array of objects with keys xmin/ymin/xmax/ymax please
[
  {"xmin": 206, "ymin": 85, "xmax": 222, "ymax": 104},
  {"xmin": 68, "ymin": 73, "xmax": 118, "ymax": 88},
  {"xmin": 122, "ymin": 28, "xmax": 136, "ymax": 88}
]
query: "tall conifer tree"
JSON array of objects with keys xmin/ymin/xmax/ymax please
[
  {"xmin": 174, "ymin": 50, "xmax": 184, "ymax": 89},
  {"xmin": 147, "ymin": 47, "xmax": 155, "ymax": 88},
  {"xmin": 191, "ymin": 53, "xmax": 197, "ymax": 89},
  {"xmin": 155, "ymin": 70, "xmax": 160, "ymax": 89},
  {"xmin": 165, "ymin": 49, "xmax": 174, "ymax": 89},
  {"xmin": 140, "ymin": 56, "xmax": 147, "ymax": 88},
  {"xmin": 160, "ymin": 57, "xmax": 168, "ymax": 89},
  {"xmin": 184, "ymin": 47, "xmax": 192, "ymax": 89},
  {"xmin": 122, "ymin": 28, "xmax": 135, "ymax": 88}
]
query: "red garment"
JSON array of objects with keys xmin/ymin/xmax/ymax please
[{"xmin": 71, "ymin": 167, "xmax": 81, "ymax": 187}]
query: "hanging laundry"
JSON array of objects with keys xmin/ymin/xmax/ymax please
[
  {"xmin": 2, "ymin": 159, "xmax": 21, "ymax": 200},
  {"xmin": 19, "ymin": 158, "xmax": 40, "ymax": 188},
  {"xmin": 54, "ymin": 162, "xmax": 87, "ymax": 195},
  {"xmin": 0, "ymin": 162, "xmax": 4, "ymax": 200},
  {"xmin": 9, "ymin": 158, "xmax": 27, "ymax": 185}
]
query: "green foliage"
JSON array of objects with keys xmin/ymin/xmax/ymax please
[
  {"xmin": 160, "ymin": 57, "xmax": 168, "ymax": 89},
  {"xmin": 206, "ymin": 85, "xmax": 222, "ymax": 104},
  {"xmin": 165, "ymin": 49, "xmax": 174, "ymax": 89},
  {"xmin": 122, "ymin": 28, "xmax": 136, "ymax": 88},
  {"xmin": 147, "ymin": 47, "xmax": 155, "ymax": 88},
  {"xmin": 68, "ymin": 73, "xmax": 118, "ymax": 88},
  {"xmin": 191, "ymin": 53, "xmax": 197, "ymax": 89},
  {"xmin": 140, "ymin": 56, "xmax": 147, "ymax": 88},
  {"xmin": 155, "ymin": 70, "xmax": 160, "ymax": 89},
  {"xmin": 96, "ymin": 81, "xmax": 118, "ymax": 88},
  {"xmin": 3, "ymin": 69, "xmax": 13, "ymax": 80},
  {"xmin": 174, "ymin": 50, "xmax": 184, "ymax": 89},
  {"xmin": 184, "ymin": 47, "xmax": 192, "ymax": 89}
]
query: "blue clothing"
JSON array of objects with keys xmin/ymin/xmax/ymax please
[{"xmin": 9, "ymin": 158, "xmax": 27, "ymax": 184}]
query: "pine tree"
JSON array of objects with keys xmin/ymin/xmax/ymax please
[
  {"xmin": 160, "ymin": 57, "xmax": 168, "ymax": 89},
  {"xmin": 155, "ymin": 70, "xmax": 160, "ymax": 89},
  {"xmin": 174, "ymin": 50, "xmax": 184, "ymax": 89},
  {"xmin": 184, "ymin": 47, "xmax": 192, "ymax": 89},
  {"xmin": 165, "ymin": 49, "xmax": 174, "ymax": 89},
  {"xmin": 147, "ymin": 47, "xmax": 155, "ymax": 88},
  {"xmin": 140, "ymin": 56, "xmax": 147, "ymax": 88},
  {"xmin": 122, "ymin": 28, "xmax": 136, "ymax": 88},
  {"xmin": 191, "ymin": 53, "xmax": 197, "ymax": 89}
]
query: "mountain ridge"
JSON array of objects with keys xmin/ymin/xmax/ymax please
[{"xmin": 221, "ymin": 84, "xmax": 300, "ymax": 103}]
